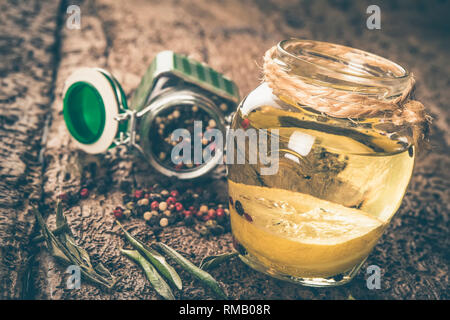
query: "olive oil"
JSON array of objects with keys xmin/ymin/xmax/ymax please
[{"xmin": 227, "ymin": 105, "xmax": 415, "ymax": 280}]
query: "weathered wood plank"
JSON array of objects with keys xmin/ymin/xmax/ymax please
[
  {"xmin": 26, "ymin": 0, "xmax": 450, "ymax": 300},
  {"xmin": 0, "ymin": 0, "xmax": 63, "ymax": 299}
]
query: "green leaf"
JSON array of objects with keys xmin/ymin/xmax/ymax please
[
  {"xmin": 121, "ymin": 249, "xmax": 175, "ymax": 300},
  {"xmin": 33, "ymin": 207, "xmax": 118, "ymax": 289},
  {"xmin": 200, "ymin": 252, "xmax": 238, "ymax": 270},
  {"xmin": 116, "ymin": 221, "xmax": 182, "ymax": 290},
  {"xmin": 155, "ymin": 242, "xmax": 227, "ymax": 299}
]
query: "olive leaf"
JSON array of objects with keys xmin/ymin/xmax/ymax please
[
  {"xmin": 199, "ymin": 252, "xmax": 238, "ymax": 270},
  {"xmin": 121, "ymin": 249, "xmax": 175, "ymax": 300},
  {"xmin": 155, "ymin": 242, "xmax": 228, "ymax": 299},
  {"xmin": 116, "ymin": 221, "xmax": 182, "ymax": 290},
  {"xmin": 33, "ymin": 204, "xmax": 118, "ymax": 289}
]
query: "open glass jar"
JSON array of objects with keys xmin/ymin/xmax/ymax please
[
  {"xmin": 227, "ymin": 39, "xmax": 421, "ymax": 286},
  {"xmin": 63, "ymin": 51, "xmax": 239, "ymax": 179}
]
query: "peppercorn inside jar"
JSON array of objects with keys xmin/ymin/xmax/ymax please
[
  {"xmin": 227, "ymin": 39, "xmax": 428, "ymax": 287},
  {"xmin": 62, "ymin": 51, "xmax": 239, "ymax": 179}
]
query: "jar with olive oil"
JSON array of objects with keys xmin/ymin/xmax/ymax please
[{"xmin": 227, "ymin": 39, "xmax": 427, "ymax": 286}]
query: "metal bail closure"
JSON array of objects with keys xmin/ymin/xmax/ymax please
[{"xmin": 62, "ymin": 68, "xmax": 129, "ymax": 154}]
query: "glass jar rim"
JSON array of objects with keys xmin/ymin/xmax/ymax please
[{"xmin": 276, "ymin": 39, "xmax": 412, "ymax": 99}]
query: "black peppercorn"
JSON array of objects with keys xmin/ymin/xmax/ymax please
[
  {"xmin": 184, "ymin": 215, "xmax": 195, "ymax": 226},
  {"xmin": 235, "ymin": 200, "xmax": 244, "ymax": 216}
]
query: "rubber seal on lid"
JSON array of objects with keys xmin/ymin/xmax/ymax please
[{"xmin": 63, "ymin": 68, "xmax": 121, "ymax": 154}]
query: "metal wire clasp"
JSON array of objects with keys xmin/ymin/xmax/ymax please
[{"xmin": 113, "ymin": 109, "xmax": 144, "ymax": 154}]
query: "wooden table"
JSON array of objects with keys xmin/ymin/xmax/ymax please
[{"xmin": 0, "ymin": 0, "xmax": 448, "ymax": 299}]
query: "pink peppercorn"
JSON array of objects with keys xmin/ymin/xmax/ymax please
[
  {"xmin": 216, "ymin": 208, "xmax": 225, "ymax": 218},
  {"xmin": 113, "ymin": 206, "xmax": 123, "ymax": 219},
  {"xmin": 150, "ymin": 201, "xmax": 159, "ymax": 211},
  {"xmin": 207, "ymin": 209, "xmax": 216, "ymax": 219},
  {"xmin": 183, "ymin": 210, "xmax": 191, "ymax": 216},
  {"xmin": 196, "ymin": 210, "xmax": 204, "ymax": 218},
  {"xmin": 170, "ymin": 190, "xmax": 179, "ymax": 198},
  {"xmin": 241, "ymin": 118, "xmax": 250, "ymax": 129},
  {"xmin": 175, "ymin": 202, "xmax": 184, "ymax": 212},
  {"xmin": 80, "ymin": 188, "xmax": 89, "ymax": 198},
  {"xmin": 166, "ymin": 196, "xmax": 176, "ymax": 205},
  {"xmin": 134, "ymin": 190, "xmax": 144, "ymax": 199}
]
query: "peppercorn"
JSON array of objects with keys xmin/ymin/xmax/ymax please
[
  {"xmin": 159, "ymin": 217, "xmax": 169, "ymax": 227},
  {"xmin": 150, "ymin": 201, "xmax": 159, "ymax": 211},
  {"xmin": 148, "ymin": 215, "xmax": 159, "ymax": 226},
  {"xmin": 170, "ymin": 190, "xmax": 179, "ymax": 198},
  {"xmin": 207, "ymin": 208, "xmax": 216, "ymax": 219},
  {"xmin": 122, "ymin": 193, "xmax": 132, "ymax": 204},
  {"xmin": 235, "ymin": 200, "xmax": 244, "ymax": 216},
  {"xmin": 113, "ymin": 207, "xmax": 124, "ymax": 219},
  {"xmin": 163, "ymin": 210, "xmax": 172, "ymax": 217},
  {"xmin": 143, "ymin": 211, "xmax": 153, "ymax": 221},
  {"xmin": 205, "ymin": 220, "xmax": 217, "ymax": 228},
  {"xmin": 123, "ymin": 209, "xmax": 132, "ymax": 219},
  {"xmin": 160, "ymin": 190, "xmax": 169, "ymax": 197},
  {"xmin": 216, "ymin": 208, "xmax": 225, "ymax": 222},
  {"xmin": 138, "ymin": 198, "xmax": 149, "ymax": 206},
  {"xmin": 134, "ymin": 190, "xmax": 144, "ymax": 199},
  {"xmin": 166, "ymin": 196, "xmax": 176, "ymax": 205},
  {"xmin": 199, "ymin": 205, "xmax": 208, "ymax": 214},
  {"xmin": 196, "ymin": 210, "xmax": 204, "ymax": 218},
  {"xmin": 126, "ymin": 201, "xmax": 135, "ymax": 210},
  {"xmin": 241, "ymin": 118, "xmax": 250, "ymax": 129},
  {"xmin": 195, "ymin": 224, "xmax": 209, "ymax": 236},
  {"xmin": 210, "ymin": 225, "xmax": 224, "ymax": 236},
  {"xmin": 175, "ymin": 202, "xmax": 183, "ymax": 212},
  {"xmin": 184, "ymin": 215, "xmax": 194, "ymax": 226},
  {"xmin": 150, "ymin": 193, "xmax": 162, "ymax": 201},
  {"xmin": 80, "ymin": 188, "xmax": 89, "ymax": 198},
  {"xmin": 183, "ymin": 210, "xmax": 192, "ymax": 217},
  {"xmin": 243, "ymin": 212, "xmax": 253, "ymax": 222},
  {"xmin": 152, "ymin": 226, "xmax": 163, "ymax": 235},
  {"xmin": 216, "ymin": 208, "xmax": 225, "ymax": 217},
  {"xmin": 168, "ymin": 204, "xmax": 175, "ymax": 212},
  {"xmin": 159, "ymin": 201, "xmax": 168, "ymax": 211}
]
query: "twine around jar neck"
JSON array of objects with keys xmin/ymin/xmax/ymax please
[{"xmin": 262, "ymin": 41, "xmax": 431, "ymax": 146}]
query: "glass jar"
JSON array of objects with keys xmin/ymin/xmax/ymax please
[
  {"xmin": 227, "ymin": 39, "xmax": 421, "ymax": 287},
  {"xmin": 63, "ymin": 51, "xmax": 239, "ymax": 179}
]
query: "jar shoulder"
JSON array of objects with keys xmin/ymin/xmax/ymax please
[{"xmin": 239, "ymin": 83, "xmax": 283, "ymax": 116}]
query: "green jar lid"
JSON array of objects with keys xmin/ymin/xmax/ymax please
[{"xmin": 63, "ymin": 68, "xmax": 128, "ymax": 154}]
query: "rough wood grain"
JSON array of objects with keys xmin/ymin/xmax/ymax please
[
  {"xmin": 0, "ymin": 0, "xmax": 62, "ymax": 299},
  {"xmin": 1, "ymin": 0, "xmax": 448, "ymax": 299}
]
